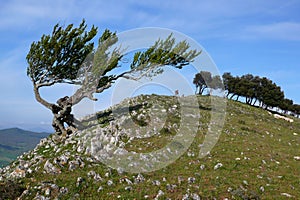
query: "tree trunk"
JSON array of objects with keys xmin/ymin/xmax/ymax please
[{"xmin": 51, "ymin": 96, "xmax": 79, "ymax": 135}]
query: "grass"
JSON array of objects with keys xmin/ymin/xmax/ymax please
[{"xmin": 1, "ymin": 95, "xmax": 299, "ymax": 199}]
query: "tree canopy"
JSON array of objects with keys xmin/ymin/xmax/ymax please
[
  {"xmin": 222, "ymin": 72, "xmax": 298, "ymax": 116},
  {"xmin": 193, "ymin": 71, "xmax": 222, "ymax": 95}
]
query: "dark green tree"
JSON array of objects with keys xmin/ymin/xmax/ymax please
[
  {"xmin": 27, "ymin": 20, "xmax": 200, "ymax": 135},
  {"xmin": 257, "ymin": 78, "xmax": 284, "ymax": 109},
  {"xmin": 279, "ymin": 98, "xmax": 293, "ymax": 114},
  {"xmin": 222, "ymin": 72, "xmax": 236, "ymax": 98},
  {"xmin": 193, "ymin": 71, "xmax": 212, "ymax": 95},
  {"xmin": 292, "ymin": 104, "xmax": 300, "ymax": 118}
]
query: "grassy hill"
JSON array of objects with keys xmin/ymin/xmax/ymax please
[
  {"xmin": 0, "ymin": 128, "xmax": 50, "ymax": 167},
  {"xmin": 0, "ymin": 95, "xmax": 299, "ymax": 199}
]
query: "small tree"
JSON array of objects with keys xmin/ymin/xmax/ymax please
[
  {"xmin": 27, "ymin": 20, "xmax": 200, "ymax": 135},
  {"xmin": 193, "ymin": 71, "xmax": 212, "ymax": 95}
]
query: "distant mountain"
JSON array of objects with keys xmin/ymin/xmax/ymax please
[{"xmin": 0, "ymin": 128, "xmax": 50, "ymax": 167}]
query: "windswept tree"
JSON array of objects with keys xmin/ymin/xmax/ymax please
[
  {"xmin": 27, "ymin": 20, "xmax": 200, "ymax": 135},
  {"xmin": 193, "ymin": 71, "xmax": 212, "ymax": 95},
  {"xmin": 193, "ymin": 71, "xmax": 223, "ymax": 95}
]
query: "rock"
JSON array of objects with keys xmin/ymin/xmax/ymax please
[
  {"xmin": 200, "ymin": 164, "xmax": 205, "ymax": 170},
  {"xmin": 214, "ymin": 163, "xmax": 223, "ymax": 170},
  {"xmin": 44, "ymin": 160, "xmax": 61, "ymax": 174},
  {"xmin": 10, "ymin": 169, "xmax": 26, "ymax": 178},
  {"xmin": 33, "ymin": 195, "xmax": 48, "ymax": 200},
  {"xmin": 97, "ymin": 186, "xmax": 103, "ymax": 192},
  {"xmin": 281, "ymin": 193, "xmax": 293, "ymax": 198},
  {"xmin": 191, "ymin": 193, "xmax": 201, "ymax": 200},
  {"xmin": 155, "ymin": 190, "xmax": 164, "ymax": 199},
  {"xmin": 125, "ymin": 186, "xmax": 132, "ymax": 191},
  {"xmin": 134, "ymin": 173, "xmax": 145, "ymax": 184},
  {"xmin": 125, "ymin": 178, "xmax": 133, "ymax": 185},
  {"xmin": 77, "ymin": 143, "xmax": 85, "ymax": 153},
  {"xmin": 45, "ymin": 188, "xmax": 51, "ymax": 196},
  {"xmin": 76, "ymin": 177, "xmax": 84, "ymax": 187},
  {"xmin": 294, "ymin": 156, "xmax": 300, "ymax": 161},
  {"xmin": 166, "ymin": 184, "xmax": 177, "ymax": 191},
  {"xmin": 117, "ymin": 167, "xmax": 124, "ymax": 175},
  {"xmin": 182, "ymin": 194, "xmax": 189, "ymax": 200},
  {"xmin": 152, "ymin": 180, "xmax": 161, "ymax": 186},
  {"xmin": 107, "ymin": 180, "xmax": 114, "ymax": 186},
  {"xmin": 259, "ymin": 186, "xmax": 264, "ymax": 192},
  {"xmin": 60, "ymin": 187, "xmax": 68, "ymax": 194},
  {"xmin": 188, "ymin": 177, "xmax": 196, "ymax": 184}
]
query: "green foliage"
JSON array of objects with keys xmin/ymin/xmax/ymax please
[
  {"xmin": 27, "ymin": 19, "xmax": 97, "ymax": 85},
  {"xmin": 130, "ymin": 34, "xmax": 200, "ymax": 77},
  {"xmin": 222, "ymin": 73, "xmax": 291, "ymax": 111},
  {"xmin": 193, "ymin": 71, "xmax": 223, "ymax": 95}
]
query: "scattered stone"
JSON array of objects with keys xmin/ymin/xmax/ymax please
[
  {"xmin": 190, "ymin": 193, "xmax": 201, "ymax": 200},
  {"xmin": 97, "ymin": 186, "xmax": 103, "ymax": 192},
  {"xmin": 152, "ymin": 180, "xmax": 161, "ymax": 186},
  {"xmin": 44, "ymin": 160, "xmax": 61, "ymax": 174},
  {"xmin": 125, "ymin": 186, "xmax": 132, "ymax": 191},
  {"xmin": 154, "ymin": 190, "xmax": 164, "ymax": 199},
  {"xmin": 214, "ymin": 163, "xmax": 223, "ymax": 170},
  {"xmin": 166, "ymin": 184, "xmax": 177, "ymax": 191},
  {"xmin": 242, "ymin": 180, "xmax": 249, "ymax": 186},
  {"xmin": 281, "ymin": 193, "xmax": 293, "ymax": 198},
  {"xmin": 60, "ymin": 187, "xmax": 68, "ymax": 194},
  {"xmin": 182, "ymin": 194, "xmax": 189, "ymax": 200},
  {"xmin": 200, "ymin": 164, "xmax": 205, "ymax": 170},
  {"xmin": 293, "ymin": 156, "xmax": 300, "ymax": 161},
  {"xmin": 10, "ymin": 169, "xmax": 26, "ymax": 178},
  {"xmin": 134, "ymin": 173, "xmax": 145, "ymax": 184},
  {"xmin": 107, "ymin": 180, "xmax": 114, "ymax": 186},
  {"xmin": 76, "ymin": 177, "xmax": 84, "ymax": 187},
  {"xmin": 45, "ymin": 188, "xmax": 51, "ymax": 196},
  {"xmin": 188, "ymin": 177, "xmax": 196, "ymax": 184},
  {"xmin": 117, "ymin": 167, "xmax": 124, "ymax": 175}
]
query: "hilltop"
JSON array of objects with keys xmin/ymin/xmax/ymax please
[{"xmin": 0, "ymin": 95, "xmax": 299, "ymax": 199}]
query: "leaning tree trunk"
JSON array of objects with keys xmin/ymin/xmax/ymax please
[{"xmin": 51, "ymin": 96, "xmax": 78, "ymax": 135}]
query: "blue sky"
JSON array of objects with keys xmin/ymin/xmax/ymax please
[{"xmin": 0, "ymin": 0, "xmax": 300, "ymax": 131}]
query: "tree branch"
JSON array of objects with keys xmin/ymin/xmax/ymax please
[{"xmin": 33, "ymin": 84, "xmax": 54, "ymax": 109}]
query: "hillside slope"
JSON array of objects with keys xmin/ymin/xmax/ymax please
[
  {"xmin": 0, "ymin": 128, "xmax": 50, "ymax": 167},
  {"xmin": 0, "ymin": 95, "xmax": 299, "ymax": 199}
]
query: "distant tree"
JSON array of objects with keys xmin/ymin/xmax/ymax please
[
  {"xmin": 27, "ymin": 20, "xmax": 200, "ymax": 135},
  {"xmin": 208, "ymin": 75, "xmax": 223, "ymax": 95},
  {"xmin": 292, "ymin": 104, "xmax": 300, "ymax": 118},
  {"xmin": 222, "ymin": 72, "xmax": 241, "ymax": 99},
  {"xmin": 193, "ymin": 71, "xmax": 212, "ymax": 95},
  {"xmin": 279, "ymin": 98, "xmax": 293, "ymax": 114},
  {"xmin": 257, "ymin": 78, "xmax": 284, "ymax": 109},
  {"xmin": 223, "ymin": 73, "xmax": 288, "ymax": 111}
]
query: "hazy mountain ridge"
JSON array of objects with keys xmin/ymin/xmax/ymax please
[
  {"xmin": 0, "ymin": 95, "xmax": 299, "ymax": 199},
  {"xmin": 0, "ymin": 128, "xmax": 50, "ymax": 167}
]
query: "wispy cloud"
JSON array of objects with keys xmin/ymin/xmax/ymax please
[{"xmin": 242, "ymin": 22, "xmax": 300, "ymax": 41}]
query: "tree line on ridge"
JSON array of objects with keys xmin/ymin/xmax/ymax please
[{"xmin": 193, "ymin": 71, "xmax": 300, "ymax": 117}]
